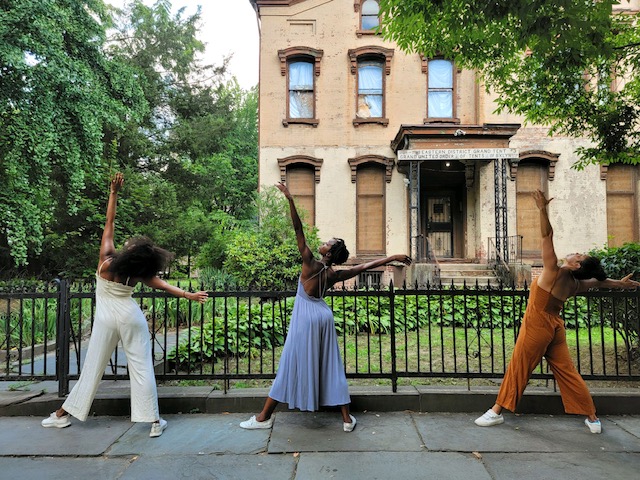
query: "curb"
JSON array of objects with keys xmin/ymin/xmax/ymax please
[{"xmin": 2, "ymin": 385, "xmax": 639, "ymax": 417}]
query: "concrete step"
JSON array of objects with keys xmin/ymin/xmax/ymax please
[{"xmin": 439, "ymin": 277, "xmax": 501, "ymax": 287}]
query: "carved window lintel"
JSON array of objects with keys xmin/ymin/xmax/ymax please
[
  {"xmin": 278, "ymin": 46, "xmax": 324, "ymax": 76},
  {"xmin": 510, "ymin": 150, "xmax": 560, "ymax": 181},
  {"xmin": 348, "ymin": 155, "xmax": 395, "ymax": 183},
  {"xmin": 348, "ymin": 46, "xmax": 394, "ymax": 75},
  {"xmin": 420, "ymin": 55, "xmax": 462, "ymax": 74},
  {"xmin": 277, "ymin": 155, "xmax": 323, "ymax": 183}
]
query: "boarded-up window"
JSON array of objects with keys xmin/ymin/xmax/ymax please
[
  {"xmin": 607, "ymin": 164, "xmax": 637, "ymax": 247},
  {"xmin": 287, "ymin": 166, "xmax": 315, "ymax": 225},
  {"xmin": 357, "ymin": 165, "xmax": 385, "ymax": 253},
  {"xmin": 516, "ymin": 163, "xmax": 546, "ymax": 256}
]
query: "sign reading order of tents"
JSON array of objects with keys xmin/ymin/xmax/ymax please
[{"xmin": 398, "ymin": 148, "xmax": 519, "ymax": 161}]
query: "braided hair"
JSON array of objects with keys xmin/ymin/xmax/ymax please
[{"xmin": 329, "ymin": 238, "xmax": 350, "ymax": 265}]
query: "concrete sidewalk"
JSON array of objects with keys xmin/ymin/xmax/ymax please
[
  {"xmin": 2, "ymin": 381, "xmax": 640, "ymax": 478},
  {"xmin": 1, "ymin": 410, "xmax": 639, "ymax": 479}
]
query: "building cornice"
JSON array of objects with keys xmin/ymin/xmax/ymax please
[{"xmin": 250, "ymin": 0, "xmax": 309, "ymax": 11}]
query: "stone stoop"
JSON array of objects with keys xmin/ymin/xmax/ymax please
[{"xmin": 437, "ymin": 262, "xmax": 501, "ymax": 287}]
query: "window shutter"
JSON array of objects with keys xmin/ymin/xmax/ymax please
[
  {"xmin": 287, "ymin": 167, "xmax": 315, "ymax": 225},
  {"xmin": 606, "ymin": 165, "xmax": 637, "ymax": 246},
  {"xmin": 516, "ymin": 164, "xmax": 545, "ymax": 255}
]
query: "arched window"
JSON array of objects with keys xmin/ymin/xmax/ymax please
[
  {"xmin": 360, "ymin": 0, "xmax": 380, "ymax": 31},
  {"xmin": 278, "ymin": 47, "xmax": 323, "ymax": 127},
  {"xmin": 349, "ymin": 46, "xmax": 393, "ymax": 126},
  {"xmin": 357, "ymin": 60, "xmax": 383, "ymax": 119},
  {"xmin": 427, "ymin": 59, "xmax": 454, "ymax": 119},
  {"xmin": 288, "ymin": 60, "xmax": 314, "ymax": 119}
]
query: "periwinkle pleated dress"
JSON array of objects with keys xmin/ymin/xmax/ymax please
[{"xmin": 269, "ymin": 278, "xmax": 350, "ymax": 411}]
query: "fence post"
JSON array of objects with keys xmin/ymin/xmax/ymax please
[
  {"xmin": 389, "ymin": 280, "xmax": 397, "ymax": 393},
  {"xmin": 55, "ymin": 278, "xmax": 71, "ymax": 397}
]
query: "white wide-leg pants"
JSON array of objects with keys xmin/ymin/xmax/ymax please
[{"xmin": 62, "ymin": 295, "xmax": 159, "ymax": 422}]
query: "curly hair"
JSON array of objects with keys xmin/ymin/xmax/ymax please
[
  {"xmin": 571, "ymin": 256, "xmax": 607, "ymax": 281},
  {"xmin": 329, "ymin": 238, "xmax": 350, "ymax": 265},
  {"xmin": 108, "ymin": 237, "xmax": 174, "ymax": 280}
]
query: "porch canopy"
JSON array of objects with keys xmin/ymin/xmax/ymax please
[{"xmin": 391, "ymin": 123, "xmax": 521, "ymax": 262}]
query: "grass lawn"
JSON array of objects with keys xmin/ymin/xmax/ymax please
[{"xmin": 159, "ymin": 326, "xmax": 640, "ymax": 390}]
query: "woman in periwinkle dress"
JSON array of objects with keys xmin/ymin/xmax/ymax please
[{"xmin": 240, "ymin": 183, "xmax": 411, "ymax": 432}]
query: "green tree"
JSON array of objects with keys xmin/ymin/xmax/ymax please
[
  {"xmin": 378, "ymin": 0, "xmax": 640, "ymax": 167},
  {"xmin": 0, "ymin": 0, "xmax": 147, "ymax": 267},
  {"xmin": 224, "ymin": 187, "xmax": 320, "ymax": 289}
]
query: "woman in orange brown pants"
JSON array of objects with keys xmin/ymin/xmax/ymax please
[{"xmin": 475, "ymin": 190, "xmax": 639, "ymax": 434}]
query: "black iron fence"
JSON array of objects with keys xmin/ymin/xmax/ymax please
[{"xmin": 1, "ymin": 280, "xmax": 639, "ymax": 396}]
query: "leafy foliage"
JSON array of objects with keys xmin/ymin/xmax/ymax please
[
  {"xmin": 1, "ymin": 0, "xmax": 258, "ymax": 279},
  {"xmin": 223, "ymin": 187, "xmax": 321, "ymax": 289},
  {"xmin": 378, "ymin": 0, "xmax": 640, "ymax": 167},
  {"xmin": 588, "ymin": 242, "xmax": 640, "ymax": 358},
  {"xmin": 0, "ymin": 0, "xmax": 147, "ymax": 267},
  {"xmin": 589, "ymin": 242, "xmax": 640, "ymax": 281}
]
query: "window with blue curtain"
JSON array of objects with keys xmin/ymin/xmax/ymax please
[
  {"xmin": 428, "ymin": 59, "xmax": 453, "ymax": 118},
  {"xmin": 361, "ymin": 0, "xmax": 380, "ymax": 30},
  {"xmin": 289, "ymin": 61, "xmax": 314, "ymax": 118},
  {"xmin": 357, "ymin": 61, "xmax": 383, "ymax": 118}
]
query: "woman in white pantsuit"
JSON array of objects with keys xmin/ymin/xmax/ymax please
[{"xmin": 42, "ymin": 172, "xmax": 207, "ymax": 437}]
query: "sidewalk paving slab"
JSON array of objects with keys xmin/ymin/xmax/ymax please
[
  {"xmin": 108, "ymin": 414, "xmax": 269, "ymax": 456},
  {"xmin": 481, "ymin": 452, "xmax": 640, "ymax": 480},
  {"xmin": 267, "ymin": 412, "xmax": 424, "ymax": 453},
  {"xmin": 0, "ymin": 457, "xmax": 134, "ymax": 480},
  {"xmin": 118, "ymin": 454, "xmax": 296, "ymax": 480},
  {"xmin": 413, "ymin": 412, "xmax": 640, "ymax": 452},
  {"xmin": 295, "ymin": 451, "xmax": 492, "ymax": 480},
  {"xmin": 0, "ymin": 416, "xmax": 133, "ymax": 456}
]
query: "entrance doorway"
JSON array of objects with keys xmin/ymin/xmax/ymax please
[{"xmin": 419, "ymin": 160, "xmax": 466, "ymax": 260}]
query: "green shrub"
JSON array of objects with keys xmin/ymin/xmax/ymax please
[{"xmin": 589, "ymin": 242, "xmax": 640, "ymax": 360}]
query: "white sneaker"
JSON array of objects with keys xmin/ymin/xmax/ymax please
[
  {"xmin": 240, "ymin": 415, "xmax": 274, "ymax": 429},
  {"xmin": 474, "ymin": 409, "xmax": 504, "ymax": 427},
  {"xmin": 150, "ymin": 418, "xmax": 168, "ymax": 437},
  {"xmin": 343, "ymin": 414, "xmax": 357, "ymax": 432},
  {"xmin": 585, "ymin": 418, "xmax": 602, "ymax": 434},
  {"xmin": 41, "ymin": 412, "xmax": 71, "ymax": 428}
]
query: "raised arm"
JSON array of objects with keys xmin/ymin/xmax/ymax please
[
  {"xmin": 275, "ymin": 182, "xmax": 314, "ymax": 264},
  {"xmin": 532, "ymin": 190, "xmax": 560, "ymax": 286},
  {"xmin": 333, "ymin": 254, "xmax": 411, "ymax": 283},
  {"xmin": 99, "ymin": 172, "xmax": 124, "ymax": 264},
  {"xmin": 143, "ymin": 276, "xmax": 209, "ymax": 303},
  {"xmin": 576, "ymin": 273, "xmax": 640, "ymax": 293}
]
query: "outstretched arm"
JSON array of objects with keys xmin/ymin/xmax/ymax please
[
  {"xmin": 99, "ymin": 172, "xmax": 124, "ymax": 264},
  {"xmin": 577, "ymin": 273, "xmax": 640, "ymax": 293},
  {"xmin": 143, "ymin": 276, "xmax": 209, "ymax": 303},
  {"xmin": 334, "ymin": 254, "xmax": 412, "ymax": 283},
  {"xmin": 275, "ymin": 182, "xmax": 314, "ymax": 264}
]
